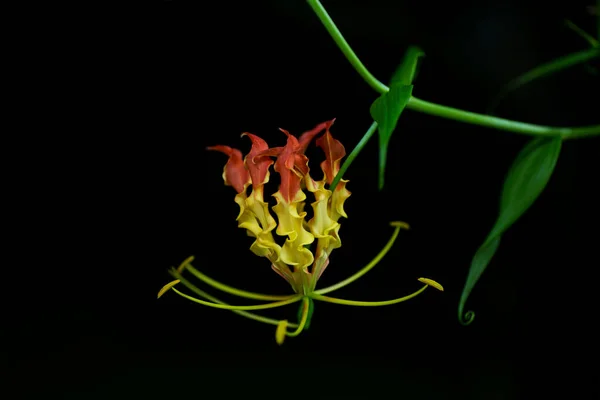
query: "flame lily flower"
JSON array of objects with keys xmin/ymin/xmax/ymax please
[{"xmin": 158, "ymin": 119, "xmax": 443, "ymax": 345}]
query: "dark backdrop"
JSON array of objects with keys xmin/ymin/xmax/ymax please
[{"xmin": 7, "ymin": 0, "xmax": 599, "ymax": 399}]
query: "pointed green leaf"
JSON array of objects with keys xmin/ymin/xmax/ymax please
[
  {"xmin": 390, "ymin": 46, "xmax": 425, "ymax": 86},
  {"xmin": 459, "ymin": 137, "xmax": 562, "ymax": 325},
  {"xmin": 370, "ymin": 84, "xmax": 413, "ymax": 190},
  {"xmin": 366, "ymin": 46, "xmax": 423, "ymax": 190}
]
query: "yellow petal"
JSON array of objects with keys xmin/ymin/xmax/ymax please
[
  {"xmin": 272, "ymin": 191, "xmax": 315, "ymax": 270},
  {"xmin": 306, "ymin": 178, "xmax": 338, "ymax": 240},
  {"xmin": 235, "ymin": 187, "xmax": 282, "ymax": 260},
  {"xmin": 418, "ymin": 277, "xmax": 444, "ymax": 292},
  {"xmin": 330, "ymin": 179, "xmax": 351, "ymax": 221}
]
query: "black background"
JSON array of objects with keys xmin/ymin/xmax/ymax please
[{"xmin": 6, "ymin": 0, "xmax": 599, "ymax": 398}]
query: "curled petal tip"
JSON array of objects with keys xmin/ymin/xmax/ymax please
[
  {"xmin": 275, "ymin": 320, "xmax": 288, "ymax": 345},
  {"xmin": 206, "ymin": 145, "xmax": 233, "ymax": 153},
  {"xmin": 418, "ymin": 278, "xmax": 444, "ymax": 292},
  {"xmin": 157, "ymin": 279, "xmax": 180, "ymax": 298},
  {"xmin": 390, "ymin": 221, "xmax": 410, "ymax": 230},
  {"xmin": 278, "ymin": 128, "xmax": 292, "ymax": 137}
]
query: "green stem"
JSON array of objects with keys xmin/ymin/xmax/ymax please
[
  {"xmin": 307, "ymin": 0, "xmax": 600, "ymax": 139},
  {"xmin": 312, "ymin": 285, "xmax": 428, "ymax": 306},
  {"xmin": 184, "ymin": 263, "xmax": 294, "ymax": 301},
  {"xmin": 330, "ymin": 121, "xmax": 378, "ymax": 191},
  {"xmin": 314, "ymin": 221, "xmax": 410, "ymax": 295},
  {"xmin": 286, "ymin": 297, "xmax": 310, "ymax": 338},
  {"xmin": 307, "ymin": 0, "xmax": 389, "ymax": 94},
  {"xmin": 410, "ymin": 97, "xmax": 600, "ymax": 139}
]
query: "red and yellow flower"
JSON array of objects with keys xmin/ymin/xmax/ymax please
[{"xmin": 158, "ymin": 120, "xmax": 442, "ymax": 344}]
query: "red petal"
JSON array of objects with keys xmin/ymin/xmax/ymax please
[
  {"xmin": 275, "ymin": 133, "xmax": 304, "ymax": 202},
  {"xmin": 297, "ymin": 120, "xmax": 330, "ymax": 153},
  {"xmin": 315, "ymin": 120, "xmax": 346, "ymax": 185},
  {"xmin": 255, "ymin": 146, "xmax": 283, "ymax": 160},
  {"xmin": 206, "ymin": 145, "xmax": 250, "ymax": 193},
  {"xmin": 241, "ymin": 133, "xmax": 274, "ymax": 188}
]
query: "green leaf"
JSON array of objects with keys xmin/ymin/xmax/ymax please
[
  {"xmin": 370, "ymin": 84, "xmax": 413, "ymax": 190},
  {"xmin": 366, "ymin": 46, "xmax": 424, "ymax": 190},
  {"xmin": 390, "ymin": 46, "xmax": 425, "ymax": 86},
  {"xmin": 297, "ymin": 297, "xmax": 314, "ymax": 330},
  {"xmin": 458, "ymin": 137, "xmax": 562, "ymax": 325}
]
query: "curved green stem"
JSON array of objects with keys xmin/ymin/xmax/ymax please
[
  {"xmin": 184, "ymin": 263, "xmax": 294, "ymax": 301},
  {"xmin": 308, "ymin": 0, "xmax": 600, "ymax": 139},
  {"xmin": 286, "ymin": 297, "xmax": 310, "ymax": 338},
  {"xmin": 330, "ymin": 121, "xmax": 378, "ymax": 191},
  {"xmin": 314, "ymin": 221, "xmax": 410, "ymax": 295},
  {"xmin": 307, "ymin": 0, "xmax": 388, "ymax": 94},
  {"xmin": 312, "ymin": 285, "xmax": 428, "ymax": 306},
  {"xmin": 410, "ymin": 97, "xmax": 600, "ymax": 139},
  {"xmin": 171, "ymin": 286, "xmax": 302, "ymax": 311}
]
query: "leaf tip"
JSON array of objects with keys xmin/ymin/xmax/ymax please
[{"xmin": 459, "ymin": 310, "xmax": 476, "ymax": 326}]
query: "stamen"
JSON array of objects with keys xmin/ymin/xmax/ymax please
[
  {"xmin": 171, "ymin": 286, "xmax": 302, "ymax": 311},
  {"xmin": 314, "ymin": 221, "xmax": 410, "ymax": 295},
  {"xmin": 418, "ymin": 277, "xmax": 444, "ymax": 291},
  {"xmin": 169, "ymin": 268, "xmax": 302, "ymax": 310},
  {"xmin": 176, "ymin": 255, "xmax": 195, "ymax": 272},
  {"xmin": 157, "ymin": 279, "xmax": 180, "ymax": 299},
  {"xmin": 184, "ymin": 262, "xmax": 293, "ymax": 301},
  {"xmin": 275, "ymin": 320, "xmax": 288, "ymax": 345},
  {"xmin": 158, "ymin": 274, "xmax": 298, "ymax": 328},
  {"xmin": 275, "ymin": 297, "xmax": 311, "ymax": 345},
  {"xmin": 311, "ymin": 284, "xmax": 428, "ymax": 306}
]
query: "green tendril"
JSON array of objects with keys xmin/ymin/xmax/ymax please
[{"xmin": 459, "ymin": 310, "xmax": 476, "ymax": 326}]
